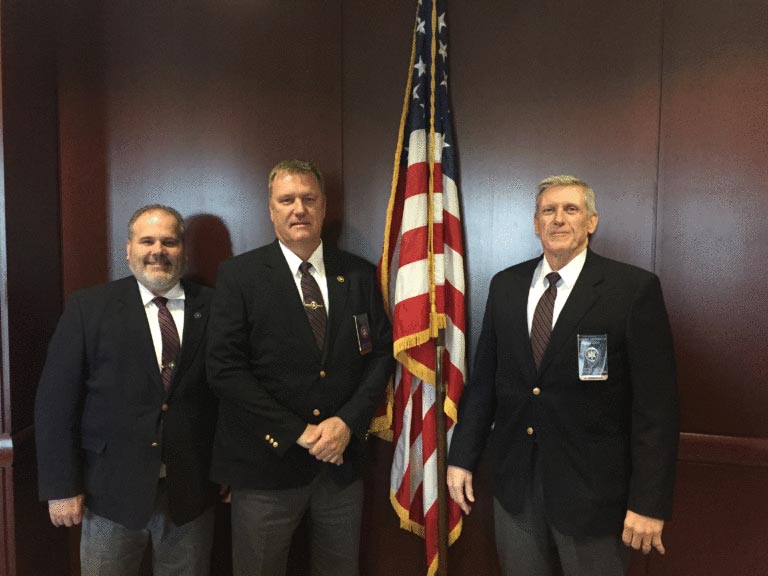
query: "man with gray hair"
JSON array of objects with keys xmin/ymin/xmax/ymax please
[
  {"xmin": 35, "ymin": 205, "xmax": 217, "ymax": 576},
  {"xmin": 448, "ymin": 176, "xmax": 679, "ymax": 575}
]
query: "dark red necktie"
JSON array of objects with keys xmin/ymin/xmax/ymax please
[
  {"xmin": 153, "ymin": 297, "xmax": 180, "ymax": 393},
  {"xmin": 530, "ymin": 272, "xmax": 561, "ymax": 370},
  {"xmin": 299, "ymin": 261, "xmax": 327, "ymax": 351}
]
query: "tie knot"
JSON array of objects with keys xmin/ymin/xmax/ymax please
[
  {"xmin": 546, "ymin": 272, "xmax": 561, "ymax": 290},
  {"xmin": 153, "ymin": 296, "xmax": 169, "ymax": 308},
  {"xmin": 299, "ymin": 261, "xmax": 312, "ymax": 275}
]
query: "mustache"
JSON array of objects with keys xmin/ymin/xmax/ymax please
[{"xmin": 143, "ymin": 254, "xmax": 172, "ymax": 266}]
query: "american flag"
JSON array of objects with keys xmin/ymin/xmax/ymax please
[{"xmin": 375, "ymin": 0, "xmax": 466, "ymax": 573}]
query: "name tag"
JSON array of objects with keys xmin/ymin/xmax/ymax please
[
  {"xmin": 354, "ymin": 313, "xmax": 373, "ymax": 355},
  {"xmin": 577, "ymin": 334, "xmax": 608, "ymax": 380}
]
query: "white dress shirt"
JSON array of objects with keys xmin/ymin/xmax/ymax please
[
  {"xmin": 137, "ymin": 280, "xmax": 186, "ymax": 371},
  {"xmin": 278, "ymin": 241, "xmax": 330, "ymax": 314},
  {"xmin": 527, "ymin": 248, "xmax": 588, "ymax": 334}
]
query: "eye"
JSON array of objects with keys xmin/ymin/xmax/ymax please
[
  {"xmin": 541, "ymin": 207, "xmax": 554, "ymax": 215},
  {"xmin": 566, "ymin": 205, "xmax": 579, "ymax": 213}
]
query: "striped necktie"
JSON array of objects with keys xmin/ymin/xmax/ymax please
[
  {"xmin": 530, "ymin": 272, "xmax": 561, "ymax": 370},
  {"xmin": 299, "ymin": 261, "xmax": 327, "ymax": 351}
]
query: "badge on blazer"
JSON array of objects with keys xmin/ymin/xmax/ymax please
[
  {"xmin": 353, "ymin": 313, "xmax": 373, "ymax": 355},
  {"xmin": 577, "ymin": 334, "xmax": 608, "ymax": 380}
]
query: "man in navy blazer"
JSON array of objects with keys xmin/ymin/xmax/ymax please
[
  {"xmin": 35, "ymin": 205, "xmax": 217, "ymax": 576},
  {"xmin": 448, "ymin": 176, "xmax": 679, "ymax": 575},
  {"xmin": 207, "ymin": 160, "xmax": 393, "ymax": 576}
]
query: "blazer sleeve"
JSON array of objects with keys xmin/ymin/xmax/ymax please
[
  {"xmin": 35, "ymin": 293, "xmax": 88, "ymax": 501},
  {"xmin": 334, "ymin": 266, "xmax": 394, "ymax": 439},
  {"xmin": 448, "ymin": 276, "xmax": 499, "ymax": 473},
  {"xmin": 625, "ymin": 274, "xmax": 680, "ymax": 519},
  {"xmin": 207, "ymin": 261, "xmax": 308, "ymax": 454}
]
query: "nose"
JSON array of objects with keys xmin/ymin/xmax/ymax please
[
  {"xmin": 552, "ymin": 207, "xmax": 566, "ymax": 224},
  {"xmin": 150, "ymin": 241, "xmax": 166, "ymax": 253},
  {"xmin": 293, "ymin": 199, "xmax": 307, "ymax": 215}
]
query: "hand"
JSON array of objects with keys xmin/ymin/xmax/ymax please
[
  {"xmin": 297, "ymin": 424, "xmax": 321, "ymax": 449},
  {"xmin": 48, "ymin": 494, "xmax": 85, "ymax": 527},
  {"xmin": 447, "ymin": 466, "xmax": 475, "ymax": 515},
  {"xmin": 308, "ymin": 417, "xmax": 351, "ymax": 465},
  {"xmin": 219, "ymin": 484, "xmax": 231, "ymax": 504},
  {"xmin": 622, "ymin": 510, "xmax": 666, "ymax": 555}
]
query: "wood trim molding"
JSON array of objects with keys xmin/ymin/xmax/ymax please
[{"xmin": 679, "ymin": 432, "xmax": 768, "ymax": 468}]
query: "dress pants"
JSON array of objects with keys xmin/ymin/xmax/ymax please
[
  {"xmin": 493, "ymin": 446, "xmax": 629, "ymax": 576},
  {"xmin": 80, "ymin": 479, "xmax": 215, "ymax": 576},
  {"xmin": 231, "ymin": 469, "xmax": 363, "ymax": 576}
]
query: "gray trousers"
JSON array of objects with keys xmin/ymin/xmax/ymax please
[
  {"xmin": 231, "ymin": 470, "xmax": 363, "ymax": 576},
  {"xmin": 494, "ymin": 449, "xmax": 629, "ymax": 576},
  {"xmin": 80, "ymin": 480, "xmax": 214, "ymax": 576}
]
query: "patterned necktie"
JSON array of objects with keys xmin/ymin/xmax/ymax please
[
  {"xmin": 299, "ymin": 261, "xmax": 327, "ymax": 351},
  {"xmin": 153, "ymin": 297, "xmax": 180, "ymax": 393},
  {"xmin": 530, "ymin": 272, "xmax": 561, "ymax": 370}
]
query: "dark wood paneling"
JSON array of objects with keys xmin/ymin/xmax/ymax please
[
  {"xmin": 657, "ymin": 0, "xmax": 768, "ymax": 437},
  {"xmin": 1, "ymin": 0, "xmax": 71, "ymax": 574}
]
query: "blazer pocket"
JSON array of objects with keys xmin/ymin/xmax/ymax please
[{"xmin": 81, "ymin": 435, "xmax": 106, "ymax": 454}]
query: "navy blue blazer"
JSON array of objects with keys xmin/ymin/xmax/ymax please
[
  {"xmin": 35, "ymin": 277, "xmax": 217, "ymax": 529},
  {"xmin": 449, "ymin": 250, "xmax": 679, "ymax": 536},
  {"xmin": 207, "ymin": 241, "xmax": 393, "ymax": 489}
]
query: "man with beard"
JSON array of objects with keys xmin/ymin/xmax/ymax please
[{"xmin": 35, "ymin": 205, "xmax": 217, "ymax": 576}]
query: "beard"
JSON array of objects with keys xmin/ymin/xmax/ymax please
[{"xmin": 129, "ymin": 254, "xmax": 184, "ymax": 294}]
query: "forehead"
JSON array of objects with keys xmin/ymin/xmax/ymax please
[
  {"xmin": 537, "ymin": 185, "xmax": 586, "ymax": 207},
  {"xmin": 131, "ymin": 211, "xmax": 180, "ymax": 237},
  {"xmin": 271, "ymin": 172, "xmax": 322, "ymax": 196}
]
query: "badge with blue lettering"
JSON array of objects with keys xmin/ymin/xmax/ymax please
[
  {"xmin": 353, "ymin": 313, "xmax": 373, "ymax": 355},
  {"xmin": 577, "ymin": 334, "xmax": 608, "ymax": 380}
]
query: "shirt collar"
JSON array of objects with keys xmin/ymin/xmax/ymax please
[
  {"xmin": 136, "ymin": 279, "xmax": 185, "ymax": 306},
  {"xmin": 278, "ymin": 240, "xmax": 325, "ymax": 277},
  {"xmin": 539, "ymin": 248, "xmax": 588, "ymax": 289}
]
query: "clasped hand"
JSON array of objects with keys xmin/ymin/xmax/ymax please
[{"xmin": 297, "ymin": 417, "xmax": 351, "ymax": 465}]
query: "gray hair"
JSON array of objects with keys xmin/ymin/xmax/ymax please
[
  {"xmin": 536, "ymin": 175, "xmax": 596, "ymax": 216},
  {"xmin": 127, "ymin": 205, "xmax": 185, "ymax": 240},
  {"xmin": 268, "ymin": 159, "xmax": 325, "ymax": 196}
]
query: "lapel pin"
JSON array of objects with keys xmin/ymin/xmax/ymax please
[
  {"xmin": 337, "ymin": 275, "xmax": 345, "ymax": 283},
  {"xmin": 193, "ymin": 311, "xmax": 202, "ymax": 319}
]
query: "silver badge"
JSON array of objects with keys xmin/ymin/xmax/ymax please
[{"xmin": 577, "ymin": 335, "xmax": 608, "ymax": 380}]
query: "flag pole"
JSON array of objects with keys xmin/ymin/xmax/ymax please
[{"xmin": 435, "ymin": 327, "xmax": 449, "ymax": 576}]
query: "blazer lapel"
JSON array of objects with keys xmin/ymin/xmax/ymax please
[
  {"xmin": 117, "ymin": 278, "xmax": 164, "ymax": 391},
  {"xmin": 265, "ymin": 241, "xmax": 322, "ymax": 359},
  {"xmin": 538, "ymin": 250, "xmax": 604, "ymax": 375},
  {"xmin": 168, "ymin": 281, "xmax": 207, "ymax": 397},
  {"xmin": 323, "ymin": 248, "xmax": 349, "ymax": 364},
  {"xmin": 511, "ymin": 259, "xmax": 541, "ymax": 381}
]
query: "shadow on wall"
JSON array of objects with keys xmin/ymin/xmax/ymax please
[{"xmin": 184, "ymin": 214, "xmax": 234, "ymax": 288}]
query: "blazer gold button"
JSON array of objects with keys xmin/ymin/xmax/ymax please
[
  {"xmin": 319, "ymin": 370, "xmax": 326, "ymax": 378},
  {"xmin": 161, "ymin": 403, "xmax": 169, "ymax": 411},
  {"xmin": 532, "ymin": 387, "xmax": 541, "ymax": 396},
  {"xmin": 151, "ymin": 441, "xmax": 159, "ymax": 447},
  {"xmin": 526, "ymin": 427, "xmax": 534, "ymax": 436},
  {"xmin": 273, "ymin": 442, "xmax": 279, "ymax": 448},
  {"xmin": 313, "ymin": 409, "xmax": 321, "ymax": 416},
  {"xmin": 265, "ymin": 435, "xmax": 271, "ymax": 441},
  {"xmin": 337, "ymin": 276, "xmax": 345, "ymax": 283}
]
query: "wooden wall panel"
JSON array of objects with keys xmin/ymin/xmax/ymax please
[
  {"xmin": 1, "ymin": 0, "xmax": 70, "ymax": 574},
  {"xmin": 657, "ymin": 0, "xmax": 768, "ymax": 437},
  {"xmin": 653, "ymin": 1, "xmax": 768, "ymax": 574},
  {"xmin": 59, "ymin": 0, "xmax": 344, "ymax": 290}
]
